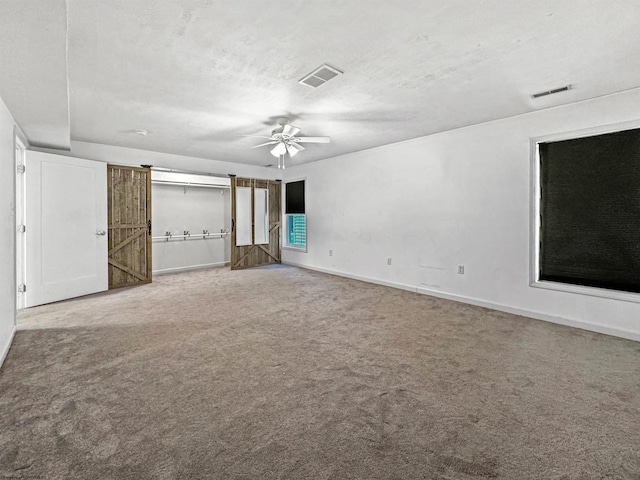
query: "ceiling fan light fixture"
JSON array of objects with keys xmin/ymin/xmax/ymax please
[
  {"xmin": 286, "ymin": 144, "xmax": 299, "ymax": 157},
  {"xmin": 270, "ymin": 142, "xmax": 287, "ymax": 157},
  {"xmin": 287, "ymin": 142, "xmax": 304, "ymax": 156}
]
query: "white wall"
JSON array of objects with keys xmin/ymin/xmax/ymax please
[
  {"xmin": 0, "ymin": 96, "xmax": 17, "ymax": 366},
  {"xmin": 152, "ymin": 183, "xmax": 231, "ymax": 274},
  {"xmin": 283, "ymin": 87, "xmax": 640, "ymax": 341},
  {"xmin": 38, "ymin": 141, "xmax": 282, "ymax": 180}
]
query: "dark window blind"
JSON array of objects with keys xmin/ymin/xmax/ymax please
[
  {"xmin": 539, "ymin": 128, "xmax": 640, "ymax": 293},
  {"xmin": 285, "ymin": 180, "xmax": 305, "ymax": 214}
]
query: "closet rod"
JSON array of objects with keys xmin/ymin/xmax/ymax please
[{"xmin": 151, "ymin": 180, "xmax": 230, "ymax": 189}]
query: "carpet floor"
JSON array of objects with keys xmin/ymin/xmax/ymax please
[{"xmin": 1, "ymin": 265, "xmax": 639, "ymax": 479}]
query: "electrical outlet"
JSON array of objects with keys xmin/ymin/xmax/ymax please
[
  {"xmin": 387, "ymin": 257, "xmax": 392, "ymax": 265},
  {"xmin": 457, "ymin": 265, "xmax": 465, "ymax": 275},
  {"xmin": 329, "ymin": 250, "xmax": 333, "ymax": 256}
]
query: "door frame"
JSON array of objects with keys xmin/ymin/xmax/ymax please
[{"xmin": 14, "ymin": 131, "xmax": 26, "ymax": 310}]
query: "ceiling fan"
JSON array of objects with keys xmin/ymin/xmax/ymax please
[{"xmin": 245, "ymin": 117, "xmax": 330, "ymax": 167}]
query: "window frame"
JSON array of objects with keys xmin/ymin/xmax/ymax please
[
  {"xmin": 529, "ymin": 119, "xmax": 640, "ymax": 304},
  {"xmin": 282, "ymin": 177, "xmax": 307, "ymax": 252}
]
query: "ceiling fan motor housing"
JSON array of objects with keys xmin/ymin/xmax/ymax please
[{"xmin": 271, "ymin": 130, "xmax": 299, "ymax": 142}]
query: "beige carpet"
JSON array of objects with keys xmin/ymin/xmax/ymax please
[{"xmin": 1, "ymin": 265, "xmax": 639, "ymax": 479}]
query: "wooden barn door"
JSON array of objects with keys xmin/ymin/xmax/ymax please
[
  {"xmin": 230, "ymin": 177, "xmax": 281, "ymax": 269},
  {"xmin": 107, "ymin": 165, "xmax": 152, "ymax": 288}
]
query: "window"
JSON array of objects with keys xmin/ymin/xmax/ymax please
[
  {"xmin": 285, "ymin": 180, "xmax": 306, "ymax": 250},
  {"xmin": 287, "ymin": 215, "xmax": 306, "ymax": 247},
  {"xmin": 532, "ymin": 123, "xmax": 640, "ymax": 300}
]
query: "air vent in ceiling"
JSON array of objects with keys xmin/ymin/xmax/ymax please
[
  {"xmin": 299, "ymin": 64, "xmax": 343, "ymax": 88},
  {"xmin": 531, "ymin": 84, "xmax": 572, "ymax": 99}
]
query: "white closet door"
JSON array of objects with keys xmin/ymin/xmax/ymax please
[{"xmin": 25, "ymin": 151, "xmax": 108, "ymax": 307}]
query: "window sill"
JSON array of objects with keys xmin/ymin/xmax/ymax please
[
  {"xmin": 282, "ymin": 245, "xmax": 307, "ymax": 253},
  {"xmin": 530, "ymin": 279, "xmax": 640, "ymax": 304}
]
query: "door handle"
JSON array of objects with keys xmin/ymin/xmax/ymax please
[{"xmin": 96, "ymin": 230, "xmax": 106, "ymax": 236}]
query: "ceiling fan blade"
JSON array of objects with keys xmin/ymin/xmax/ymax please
[
  {"xmin": 281, "ymin": 124, "xmax": 301, "ymax": 137},
  {"xmin": 240, "ymin": 134, "xmax": 273, "ymax": 139},
  {"xmin": 251, "ymin": 141, "xmax": 278, "ymax": 148},
  {"xmin": 287, "ymin": 142, "xmax": 305, "ymax": 152},
  {"xmin": 295, "ymin": 136, "xmax": 330, "ymax": 143}
]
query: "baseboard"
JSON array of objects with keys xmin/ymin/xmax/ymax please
[
  {"xmin": 0, "ymin": 324, "xmax": 17, "ymax": 369},
  {"xmin": 414, "ymin": 286, "xmax": 640, "ymax": 342},
  {"xmin": 284, "ymin": 261, "xmax": 416, "ymax": 293},
  {"xmin": 153, "ymin": 261, "xmax": 228, "ymax": 276},
  {"xmin": 283, "ymin": 261, "xmax": 640, "ymax": 342}
]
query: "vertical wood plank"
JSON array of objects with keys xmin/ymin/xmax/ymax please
[
  {"xmin": 107, "ymin": 166, "xmax": 114, "ymax": 286},
  {"xmin": 132, "ymin": 171, "xmax": 140, "ymax": 280},
  {"xmin": 145, "ymin": 170, "xmax": 152, "ymax": 280},
  {"xmin": 230, "ymin": 176, "xmax": 238, "ymax": 269}
]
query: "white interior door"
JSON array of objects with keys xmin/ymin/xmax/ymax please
[{"xmin": 25, "ymin": 151, "xmax": 108, "ymax": 307}]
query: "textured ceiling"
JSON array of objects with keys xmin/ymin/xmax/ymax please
[
  {"xmin": 0, "ymin": 0, "xmax": 69, "ymax": 149},
  {"xmin": 3, "ymin": 1, "xmax": 640, "ymax": 165}
]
